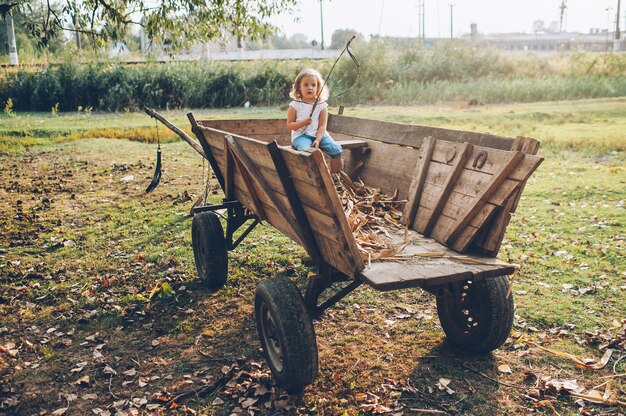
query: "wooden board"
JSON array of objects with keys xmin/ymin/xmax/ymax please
[
  {"xmin": 359, "ymin": 228, "xmax": 516, "ymax": 291},
  {"xmin": 328, "ymin": 114, "xmax": 517, "ymax": 151},
  {"xmin": 193, "ymin": 123, "xmax": 363, "ymax": 278},
  {"xmin": 199, "ymin": 119, "xmax": 286, "ymax": 136},
  {"xmin": 407, "ymin": 138, "xmax": 543, "ymax": 253},
  {"xmin": 338, "ymin": 137, "xmax": 422, "ymax": 201}
]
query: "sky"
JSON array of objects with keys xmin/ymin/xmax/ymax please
[{"xmin": 269, "ymin": 0, "xmax": 623, "ymax": 41}]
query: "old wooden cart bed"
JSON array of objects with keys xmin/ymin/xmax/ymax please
[{"xmin": 184, "ymin": 110, "xmax": 543, "ymax": 393}]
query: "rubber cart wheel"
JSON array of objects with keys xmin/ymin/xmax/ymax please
[
  {"xmin": 436, "ymin": 275, "xmax": 513, "ymax": 353},
  {"xmin": 254, "ymin": 276, "xmax": 318, "ymax": 394},
  {"xmin": 191, "ymin": 211, "xmax": 227, "ymax": 290}
]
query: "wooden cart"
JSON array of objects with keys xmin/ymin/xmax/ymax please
[{"xmin": 185, "ymin": 109, "xmax": 543, "ymax": 393}]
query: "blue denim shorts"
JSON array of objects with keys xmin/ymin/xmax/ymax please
[{"xmin": 292, "ymin": 133, "xmax": 342, "ymax": 158}]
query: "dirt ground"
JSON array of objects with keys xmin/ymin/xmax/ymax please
[{"xmin": 1, "ymin": 139, "xmax": 624, "ymax": 416}]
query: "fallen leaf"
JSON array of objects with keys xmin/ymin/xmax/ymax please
[
  {"xmin": 74, "ymin": 375, "xmax": 91, "ymax": 386},
  {"xmin": 354, "ymin": 392, "xmax": 368, "ymax": 402},
  {"xmin": 103, "ymin": 365, "xmax": 117, "ymax": 375},
  {"xmin": 240, "ymin": 397, "xmax": 257, "ymax": 408},
  {"xmin": 498, "ymin": 364, "xmax": 513, "ymax": 374}
]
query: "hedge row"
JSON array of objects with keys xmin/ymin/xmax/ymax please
[
  {"xmin": 1, "ymin": 61, "xmax": 297, "ymax": 112},
  {"xmin": 2, "ymin": 41, "xmax": 625, "ymax": 112}
]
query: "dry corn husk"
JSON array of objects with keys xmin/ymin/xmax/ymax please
[{"xmin": 335, "ymin": 172, "xmax": 406, "ymax": 261}]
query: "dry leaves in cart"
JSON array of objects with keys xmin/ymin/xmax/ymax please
[{"xmin": 335, "ymin": 172, "xmax": 406, "ymax": 261}]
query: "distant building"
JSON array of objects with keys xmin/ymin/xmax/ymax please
[
  {"xmin": 465, "ymin": 24, "xmax": 624, "ymax": 54},
  {"xmin": 107, "ymin": 42, "xmax": 130, "ymax": 58}
]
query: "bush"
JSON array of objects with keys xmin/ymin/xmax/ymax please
[{"xmin": 1, "ymin": 46, "xmax": 625, "ymax": 112}]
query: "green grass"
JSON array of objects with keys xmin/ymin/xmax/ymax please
[
  {"xmin": 1, "ymin": 97, "xmax": 625, "ymax": 155},
  {"xmin": 501, "ymin": 154, "xmax": 625, "ymax": 331},
  {"xmin": 1, "ymin": 98, "xmax": 624, "ymax": 415}
]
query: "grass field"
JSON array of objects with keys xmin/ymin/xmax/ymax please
[
  {"xmin": 2, "ymin": 97, "xmax": 625, "ymax": 155},
  {"xmin": 0, "ymin": 98, "xmax": 624, "ymax": 415}
]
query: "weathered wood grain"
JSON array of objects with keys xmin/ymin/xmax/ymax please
[
  {"xmin": 422, "ymin": 142, "xmax": 473, "ymax": 236},
  {"xmin": 328, "ymin": 114, "xmax": 516, "ymax": 150},
  {"xmin": 403, "ymin": 136, "xmax": 436, "ymax": 226},
  {"xmin": 443, "ymin": 151, "xmax": 524, "ymax": 245}
]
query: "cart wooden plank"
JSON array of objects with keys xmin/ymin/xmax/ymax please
[
  {"xmin": 359, "ymin": 229, "xmax": 517, "ymax": 291},
  {"xmin": 443, "ymin": 150, "xmax": 524, "ymax": 245},
  {"xmin": 328, "ymin": 114, "xmax": 517, "ymax": 151},
  {"xmin": 403, "ymin": 136, "xmax": 436, "ymax": 226},
  {"xmin": 360, "ymin": 261, "xmax": 516, "ymax": 291},
  {"xmin": 199, "ymin": 119, "xmax": 286, "ymax": 136},
  {"xmin": 421, "ymin": 142, "xmax": 473, "ymax": 235}
]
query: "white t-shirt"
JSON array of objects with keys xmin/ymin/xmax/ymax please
[{"xmin": 289, "ymin": 100, "xmax": 328, "ymax": 141}]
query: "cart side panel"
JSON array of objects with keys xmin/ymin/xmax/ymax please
[
  {"xmin": 198, "ymin": 119, "xmax": 290, "ymax": 146},
  {"xmin": 330, "ymin": 132, "xmax": 422, "ymax": 203},
  {"xmin": 409, "ymin": 139, "xmax": 543, "ymax": 253},
  {"xmin": 327, "ymin": 114, "xmax": 516, "ymax": 150},
  {"xmin": 280, "ymin": 147, "xmax": 365, "ymax": 275},
  {"xmin": 196, "ymin": 126, "xmax": 306, "ymax": 246},
  {"xmin": 230, "ymin": 136, "xmax": 363, "ymax": 278}
]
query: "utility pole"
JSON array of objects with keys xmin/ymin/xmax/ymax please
[
  {"xmin": 417, "ymin": 0, "xmax": 425, "ymax": 39},
  {"xmin": 319, "ymin": 0, "xmax": 324, "ymax": 50},
  {"xmin": 449, "ymin": 4, "xmax": 455, "ymax": 39},
  {"xmin": 606, "ymin": 7, "xmax": 612, "ymax": 51},
  {"xmin": 615, "ymin": 0, "xmax": 622, "ymax": 51},
  {"xmin": 559, "ymin": 0, "xmax": 567, "ymax": 32},
  {"xmin": 377, "ymin": 0, "xmax": 385, "ymax": 37},
  {"xmin": 6, "ymin": 9, "xmax": 19, "ymax": 66}
]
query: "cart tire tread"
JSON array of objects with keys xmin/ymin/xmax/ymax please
[
  {"xmin": 191, "ymin": 212, "xmax": 227, "ymax": 290},
  {"xmin": 437, "ymin": 275, "xmax": 513, "ymax": 353},
  {"xmin": 254, "ymin": 276, "xmax": 318, "ymax": 394}
]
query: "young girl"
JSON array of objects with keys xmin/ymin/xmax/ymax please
[{"xmin": 287, "ymin": 68, "xmax": 342, "ymax": 173}]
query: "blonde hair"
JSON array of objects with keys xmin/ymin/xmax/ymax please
[{"xmin": 289, "ymin": 68, "xmax": 330, "ymax": 101}]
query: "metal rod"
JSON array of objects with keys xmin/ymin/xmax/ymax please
[
  {"xmin": 314, "ymin": 280, "xmax": 362, "ymax": 316},
  {"xmin": 232, "ymin": 219, "xmax": 260, "ymax": 249}
]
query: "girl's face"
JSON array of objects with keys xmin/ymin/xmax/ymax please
[{"xmin": 299, "ymin": 75, "xmax": 319, "ymax": 101}]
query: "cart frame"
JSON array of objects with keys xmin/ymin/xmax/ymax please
[{"xmin": 180, "ymin": 108, "xmax": 542, "ymax": 393}]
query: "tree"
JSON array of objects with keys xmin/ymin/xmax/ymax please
[
  {"xmin": 1, "ymin": 1, "xmax": 65, "ymax": 55},
  {"xmin": 329, "ymin": 28, "xmax": 364, "ymax": 50},
  {"xmin": 1, "ymin": 0, "xmax": 299, "ymax": 50}
]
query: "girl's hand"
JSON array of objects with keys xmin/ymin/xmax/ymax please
[
  {"xmin": 303, "ymin": 117, "xmax": 312, "ymax": 126},
  {"xmin": 312, "ymin": 139, "xmax": 321, "ymax": 148}
]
